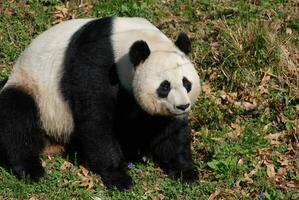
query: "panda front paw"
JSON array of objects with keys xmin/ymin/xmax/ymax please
[
  {"xmin": 170, "ymin": 167, "xmax": 198, "ymax": 184},
  {"xmin": 101, "ymin": 168, "xmax": 133, "ymax": 190},
  {"xmin": 180, "ymin": 168, "xmax": 198, "ymax": 183},
  {"xmin": 12, "ymin": 163, "xmax": 45, "ymax": 182}
]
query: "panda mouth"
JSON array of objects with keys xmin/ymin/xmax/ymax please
[{"xmin": 173, "ymin": 111, "xmax": 188, "ymax": 117}]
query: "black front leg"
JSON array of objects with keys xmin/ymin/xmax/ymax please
[
  {"xmin": 70, "ymin": 93, "xmax": 133, "ymax": 190},
  {"xmin": 76, "ymin": 122, "xmax": 132, "ymax": 190},
  {"xmin": 151, "ymin": 117, "xmax": 198, "ymax": 183}
]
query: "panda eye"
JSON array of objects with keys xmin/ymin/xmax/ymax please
[
  {"xmin": 157, "ymin": 80, "xmax": 171, "ymax": 98},
  {"xmin": 183, "ymin": 77, "xmax": 192, "ymax": 93}
]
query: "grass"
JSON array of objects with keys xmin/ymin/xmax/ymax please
[{"xmin": 0, "ymin": 0, "xmax": 298, "ymax": 199}]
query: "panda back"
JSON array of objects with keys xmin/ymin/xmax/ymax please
[{"xmin": 4, "ymin": 19, "xmax": 94, "ymax": 142}]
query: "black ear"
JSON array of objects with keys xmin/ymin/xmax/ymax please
[
  {"xmin": 129, "ymin": 40, "xmax": 151, "ymax": 67},
  {"xmin": 175, "ymin": 32, "xmax": 191, "ymax": 54}
]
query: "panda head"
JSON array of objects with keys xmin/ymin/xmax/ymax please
[{"xmin": 129, "ymin": 33, "xmax": 201, "ymax": 116}]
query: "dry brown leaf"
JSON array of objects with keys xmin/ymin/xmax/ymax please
[
  {"xmin": 41, "ymin": 159, "xmax": 47, "ymax": 168},
  {"xmin": 264, "ymin": 132, "xmax": 285, "ymax": 145},
  {"xmin": 211, "ymin": 137, "xmax": 225, "ymax": 142},
  {"xmin": 278, "ymin": 155, "xmax": 290, "ymax": 166},
  {"xmin": 43, "ymin": 144, "xmax": 65, "ymax": 156},
  {"xmin": 248, "ymin": 160, "xmax": 262, "ymax": 177},
  {"xmin": 227, "ymin": 122, "xmax": 244, "ymax": 139},
  {"xmin": 234, "ymin": 101, "xmax": 256, "ymax": 111},
  {"xmin": 80, "ymin": 176, "xmax": 94, "ymax": 189},
  {"xmin": 263, "ymin": 123, "xmax": 272, "ymax": 131},
  {"xmin": 202, "ymin": 81, "xmax": 213, "ymax": 96},
  {"xmin": 79, "ymin": 166, "xmax": 89, "ymax": 177},
  {"xmin": 71, "ymin": 180, "xmax": 80, "ymax": 186},
  {"xmin": 258, "ymin": 72, "xmax": 271, "ymax": 94},
  {"xmin": 227, "ymin": 92, "xmax": 238, "ymax": 102},
  {"xmin": 227, "ymin": 129, "xmax": 242, "ymax": 139},
  {"xmin": 286, "ymin": 27, "xmax": 292, "ymax": 35},
  {"xmin": 3, "ymin": 8, "xmax": 14, "ymax": 16},
  {"xmin": 156, "ymin": 193, "xmax": 165, "ymax": 200},
  {"xmin": 244, "ymin": 173, "xmax": 254, "ymax": 184},
  {"xmin": 52, "ymin": 2, "xmax": 77, "ymax": 25},
  {"xmin": 219, "ymin": 91, "xmax": 238, "ymax": 104},
  {"xmin": 265, "ymin": 162, "xmax": 276, "ymax": 178},
  {"xmin": 208, "ymin": 189, "xmax": 220, "ymax": 200},
  {"xmin": 237, "ymin": 158, "xmax": 244, "ymax": 165},
  {"xmin": 60, "ymin": 161, "xmax": 73, "ymax": 172},
  {"xmin": 286, "ymin": 181, "xmax": 299, "ymax": 189}
]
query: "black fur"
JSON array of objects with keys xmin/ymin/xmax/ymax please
[
  {"xmin": 183, "ymin": 77, "xmax": 192, "ymax": 93},
  {"xmin": 115, "ymin": 88, "xmax": 198, "ymax": 183},
  {"xmin": 61, "ymin": 17, "xmax": 197, "ymax": 189},
  {"xmin": 61, "ymin": 17, "xmax": 132, "ymax": 190},
  {"xmin": 0, "ymin": 17, "xmax": 198, "ymax": 190},
  {"xmin": 175, "ymin": 32, "xmax": 191, "ymax": 54},
  {"xmin": 157, "ymin": 80, "xmax": 171, "ymax": 98},
  {"xmin": 0, "ymin": 87, "xmax": 45, "ymax": 181},
  {"xmin": 129, "ymin": 40, "xmax": 150, "ymax": 67}
]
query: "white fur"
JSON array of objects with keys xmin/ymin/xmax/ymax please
[
  {"xmin": 112, "ymin": 17, "xmax": 200, "ymax": 116},
  {"xmin": 112, "ymin": 17, "xmax": 171, "ymax": 92},
  {"xmin": 4, "ymin": 17, "xmax": 201, "ymax": 141},
  {"xmin": 133, "ymin": 51, "xmax": 200, "ymax": 116},
  {"xmin": 4, "ymin": 19, "xmax": 94, "ymax": 142}
]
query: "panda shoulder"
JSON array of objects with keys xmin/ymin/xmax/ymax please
[{"xmin": 26, "ymin": 19, "xmax": 96, "ymax": 53}]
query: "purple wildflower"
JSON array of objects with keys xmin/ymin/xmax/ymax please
[
  {"xmin": 258, "ymin": 192, "xmax": 265, "ymax": 199},
  {"xmin": 127, "ymin": 162, "xmax": 133, "ymax": 169}
]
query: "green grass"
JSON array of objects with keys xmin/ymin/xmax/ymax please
[{"xmin": 0, "ymin": 0, "xmax": 298, "ymax": 199}]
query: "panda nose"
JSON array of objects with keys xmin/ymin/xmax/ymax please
[{"xmin": 176, "ymin": 103, "xmax": 190, "ymax": 111}]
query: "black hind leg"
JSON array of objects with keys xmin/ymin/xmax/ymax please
[{"xmin": 0, "ymin": 87, "xmax": 45, "ymax": 181}]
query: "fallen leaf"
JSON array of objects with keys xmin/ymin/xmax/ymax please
[
  {"xmin": 92, "ymin": 197, "xmax": 102, "ymax": 200},
  {"xmin": 43, "ymin": 144, "xmax": 64, "ymax": 156},
  {"xmin": 264, "ymin": 132, "xmax": 285, "ymax": 145},
  {"xmin": 263, "ymin": 123, "xmax": 272, "ymax": 131},
  {"xmin": 258, "ymin": 73, "xmax": 271, "ymax": 94},
  {"xmin": 234, "ymin": 101, "xmax": 256, "ymax": 111},
  {"xmin": 265, "ymin": 162, "xmax": 276, "ymax": 178},
  {"xmin": 286, "ymin": 181, "xmax": 299, "ymax": 189},
  {"xmin": 244, "ymin": 173, "xmax": 254, "ymax": 184},
  {"xmin": 80, "ymin": 176, "xmax": 94, "ymax": 189},
  {"xmin": 60, "ymin": 161, "xmax": 73, "ymax": 172},
  {"xmin": 237, "ymin": 158, "xmax": 244, "ymax": 165},
  {"xmin": 286, "ymin": 27, "xmax": 292, "ymax": 35},
  {"xmin": 79, "ymin": 166, "xmax": 89, "ymax": 177},
  {"xmin": 208, "ymin": 189, "xmax": 220, "ymax": 200},
  {"xmin": 41, "ymin": 159, "xmax": 47, "ymax": 167},
  {"xmin": 202, "ymin": 81, "xmax": 212, "ymax": 96},
  {"xmin": 248, "ymin": 160, "xmax": 262, "ymax": 177},
  {"xmin": 211, "ymin": 137, "xmax": 225, "ymax": 142},
  {"xmin": 277, "ymin": 155, "xmax": 289, "ymax": 166},
  {"xmin": 227, "ymin": 123, "xmax": 244, "ymax": 139}
]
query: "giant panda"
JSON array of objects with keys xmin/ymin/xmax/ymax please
[{"xmin": 0, "ymin": 17, "xmax": 201, "ymax": 190}]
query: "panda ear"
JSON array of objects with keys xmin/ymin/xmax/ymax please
[
  {"xmin": 175, "ymin": 32, "xmax": 191, "ymax": 54},
  {"xmin": 129, "ymin": 40, "xmax": 151, "ymax": 67}
]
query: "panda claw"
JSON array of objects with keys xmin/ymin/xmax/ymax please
[
  {"xmin": 180, "ymin": 168, "xmax": 198, "ymax": 184},
  {"xmin": 12, "ymin": 163, "xmax": 45, "ymax": 182},
  {"xmin": 169, "ymin": 167, "xmax": 198, "ymax": 184},
  {"xmin": 101, "ymin": 169, "xmax": 133, "ymax": 190}
]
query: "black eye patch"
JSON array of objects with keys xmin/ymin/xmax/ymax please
[
  {"xmin": 183, "ymin": 77, "xmax": 192, "ymax": 93},
  {"xmin": 157, "ymin": 80, "xmax": 171, "ymax": 98}
]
